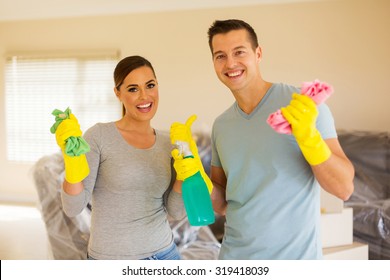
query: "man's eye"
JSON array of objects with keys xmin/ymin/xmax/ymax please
[
  {"xmin": 235, "ymin": 50, "xmax": 245, "ymax": 56},
  {"xmin": 215, "ymin": 55, "xmax": 225, "ymax": 60}
]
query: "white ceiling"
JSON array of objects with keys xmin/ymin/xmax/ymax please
[{"xmin": 0, "ymin": 0, "xmax": 323, "ymax": 21}]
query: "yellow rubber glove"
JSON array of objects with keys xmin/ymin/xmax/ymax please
[
  {"xmin": 55, "ymin": 113, "xmax": 90, "ymax": 184},
  {"xmin": 170, "ymin": 115, "xmax": 197, "ymax": 147},
  {"xmin": 281, "ymin": 93, "xmax": 331, "ymax": 166},
  {"xmin": 170, "ymin": 115, "xmax": 213, "ymax": 193},
  {"xmin": 171, "ymin": 149, "xmax": 199, "ymax": 181}
]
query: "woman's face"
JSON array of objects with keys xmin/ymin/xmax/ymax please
[{"xmin": 115, "ymin": 66, "xmax": 159, "ymax": 123}]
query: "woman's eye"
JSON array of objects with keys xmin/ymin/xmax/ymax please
[
  {"xmin": 147, "ymin": 83, "xmax": 156, "ymax": 89},
  {"xmin": 128, "ymin": 87, "xmax": 138, "ymax": 93}
]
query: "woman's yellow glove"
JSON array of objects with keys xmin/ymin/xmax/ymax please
[
  {"xmin": 281, "ymin": 94, "xmax": 331, "ymax": 166},
  {"xmin": 170, "ymin": 115, "xmax": 197, "ymax": 148},
  {"xmin": 55, "ymin": 114, "xmax": 83, "ymax": 150},
  {"xmin": 170, "ymin": 115, "xmax": 213, "ymax": 193},
  {"xmin": 171, "ymin": 149, "xmax": 199, "ymax": 181},
  {"xmin": 51, "ymin": 109, "xmax": 90, "ymax": 184},
  {"xmin": 62, "ymin": 153, "xmax": 90, "ymax": 184}
]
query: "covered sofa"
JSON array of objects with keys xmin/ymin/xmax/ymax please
[{"xmin": 339, "ymin": 131, "xmax": 390, "ymax": 259}]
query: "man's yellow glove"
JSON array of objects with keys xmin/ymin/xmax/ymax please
[
  {"xmin": 52, "ymin": 109, "xmax": 90, "ymax": 184},
  {"xmin": 170, "ymin": 115, "xmax": 213, "ymax": 193},
  {"xmin": 281, "ymin": 93, "xmax": 331, "ymax": 166}
]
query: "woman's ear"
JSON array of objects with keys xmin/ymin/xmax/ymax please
[{"xmin": 114, "ymin": 86, "xmax": 120, "ymax": 99}]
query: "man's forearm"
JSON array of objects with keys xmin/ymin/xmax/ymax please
[
  {"xmin": 312, "ymin": 139, "xmax": 355, "ymax": 201},
  {"xmin": 210, "ymin": 182, "xmax": 227, "ymax": 216}
]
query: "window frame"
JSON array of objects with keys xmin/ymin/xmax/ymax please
[{"xmin": 4, "ymin": 50, "xmax": 121, "ymax": 163}]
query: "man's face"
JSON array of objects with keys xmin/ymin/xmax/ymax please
[{"xmin": 211, "ymin": 29, "xmax": 261, "ymax": 93}]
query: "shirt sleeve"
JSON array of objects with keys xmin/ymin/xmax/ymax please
[
  {"xmin": 316, "ymin": 103, "xmax": 337, "ymax": 140},
  {"xmin": 211, "ymin": 122, "xmax": 222, "ymax": 168}
]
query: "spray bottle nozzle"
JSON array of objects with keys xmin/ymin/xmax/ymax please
[{"xmin": 175, "ymin": 141, "xmax": 193, "ymax": 158}]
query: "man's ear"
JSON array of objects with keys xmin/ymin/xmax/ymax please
[{"xmin": 256, "ymin": 46, "xmax": 263, "ymax": 62}]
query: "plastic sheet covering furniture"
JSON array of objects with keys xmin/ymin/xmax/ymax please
[
  {"xmin": 32, "ymin": 153, "xmax": 91, "ymax": 259},
  {"xmin": 32, "ymin": 150, "xmax": 220, "ymax": 260},
  {"xmin": 339, "ymin": 131, "xmax": 390, "ymax": 259}
]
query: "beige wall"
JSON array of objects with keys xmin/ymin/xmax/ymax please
[{"xmin": 1, "ymin": 0, "xmax": 389, "ymax": 202}]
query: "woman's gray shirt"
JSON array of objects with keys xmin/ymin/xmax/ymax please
[{"xmin": 61, "ymin": 122, "xmax": 185, "ymax": 259}]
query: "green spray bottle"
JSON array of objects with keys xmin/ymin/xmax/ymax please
[{"xmin": 176, "ymin": 140, "xmax": 215, "ymax": 226}]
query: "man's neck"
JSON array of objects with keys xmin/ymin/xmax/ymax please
[{"xmin": 233, "ymin": 80, "xmax": 272, "ymax": 115}]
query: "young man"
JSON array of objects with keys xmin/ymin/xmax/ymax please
[{"xmin": 207, "ymin": 19, "xmax": 354, "ymax": 259}]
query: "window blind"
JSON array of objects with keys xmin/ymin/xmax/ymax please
[{"xmin": 5, "ymin": 52, "xmax": 121, "ymax": 163}]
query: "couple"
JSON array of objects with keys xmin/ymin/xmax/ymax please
[{"xmin": 54, "ymin": 19, "xmax": 354, "ymax": 260}]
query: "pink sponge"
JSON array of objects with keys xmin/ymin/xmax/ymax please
[{"xmin": 267, "ymin": 79, "xmax": 334, "ymax": 134}]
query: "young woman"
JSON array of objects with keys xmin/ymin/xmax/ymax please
[{"xmin": 55, "ymin": 55, "xmax": 185, "ymax": 260}]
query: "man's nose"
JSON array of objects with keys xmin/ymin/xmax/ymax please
[{"xmin": 225, "ymin": 55, "xmax": 237, "ymax": 68}]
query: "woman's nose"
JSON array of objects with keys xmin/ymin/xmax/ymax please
[{"xmin": 139, "ymin": 88, "xmax": 147, "ymax": 99}]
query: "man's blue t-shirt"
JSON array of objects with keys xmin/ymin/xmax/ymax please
[{"xmin": 211, "ymin": 83, "xmax": 337, "ymax": 259}]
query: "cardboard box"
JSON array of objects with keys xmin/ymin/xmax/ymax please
[
  {"xmin": 320, "ymin": 188, "xmax": 343, "ymax": 214},
  {"xmin": 321, "ymin": 207, "xmax": 353, "ymax": 248}
]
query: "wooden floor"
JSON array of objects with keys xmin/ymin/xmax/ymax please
[{"xmin": 0, "ymin": 204, "xmax": 51, "ymax": 260}]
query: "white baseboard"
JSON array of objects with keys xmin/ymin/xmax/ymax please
[{"xmin": 323, "ymin": 242, "xmax": 369, "ymax": 260}]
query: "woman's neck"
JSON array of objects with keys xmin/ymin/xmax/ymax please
[
  {"xmin": 115, "ymin": 118, "xmax": 156, "ymax": 149},
  {"xmin": 116, "ymin": 117, "xmax": 153, "ymax": 134}
]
